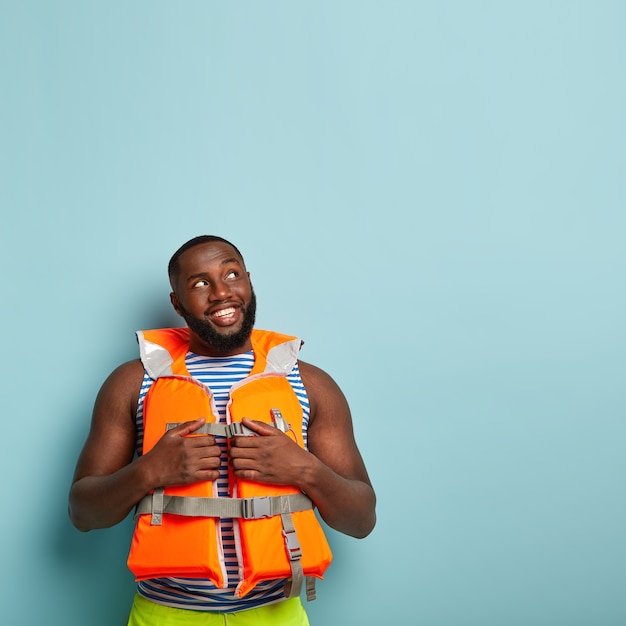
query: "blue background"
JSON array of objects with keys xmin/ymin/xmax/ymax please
[{"xmin": 1, "ymin": 2, "xmax": 625, "ymax": 624}]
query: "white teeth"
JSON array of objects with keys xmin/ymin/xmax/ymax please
[{"xmin": 213, "ymin": 307, "xmax": 235, "ymax": 318}]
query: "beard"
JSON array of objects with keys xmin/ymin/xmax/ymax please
[{"xmin": 179, "ymin": 289, "xmax": 257, "ymax": 355}]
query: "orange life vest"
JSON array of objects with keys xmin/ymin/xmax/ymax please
[{"xmin": 127, "ymin": 328, "xmax": 332, "ymax": 600}]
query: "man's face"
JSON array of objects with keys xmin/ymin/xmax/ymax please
[{"xmin": 170, "ymin": 241, "xmax": 256, "ymax": 356}]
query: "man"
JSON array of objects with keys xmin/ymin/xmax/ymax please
[{"xmin": 69, "ymin": 235, "xmax": 376, "ymax": 625}]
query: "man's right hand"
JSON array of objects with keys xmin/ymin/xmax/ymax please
[{"xmin": 145, "ymin": 418, "xmax": 222, "ymax": 486}]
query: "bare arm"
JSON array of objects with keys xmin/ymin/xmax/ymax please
[
  {"xmin": 230, "ymin": 360, "xmax": 376, "ymax": 538},
  {"xmin": 68, "ymin": 360, "xmax": 221, "ymax": 532},
  {"xmin": 297, "ymin": 360, "xmax": 376, "ymax": 538}
]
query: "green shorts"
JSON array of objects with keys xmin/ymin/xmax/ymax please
[{"xmin": 126, "ymin": 593, "xmax": 311, "ymax": 626}]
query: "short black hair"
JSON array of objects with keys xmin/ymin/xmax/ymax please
[{"xmin": 168, "ymin": 235, "xmax": 246, "ymax": 284}]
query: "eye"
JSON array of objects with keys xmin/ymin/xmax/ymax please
[
  {"xmin": 225, "ymin": 270, "xmax": 239, "ymax": 280},
  {"xmin": 192, "ymin": 279, "xmax": 209, "ymax": 288}
]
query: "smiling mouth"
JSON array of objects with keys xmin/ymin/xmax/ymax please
[
  {"xmin": 208, "ymin": 306, "xmax": 240, "ymax": 326},
  {"xmin": 212, "ymin": 307, "xmax": 236, "ymax": 319}
]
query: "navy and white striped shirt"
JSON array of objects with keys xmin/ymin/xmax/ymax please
[{"xmin": 134, "ymin": 350, "xmax": 310, "ymax": 612}]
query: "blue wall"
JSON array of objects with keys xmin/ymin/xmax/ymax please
[{"xmin": 1, "ymin": 2, "xmax": 625, "ymax": 624}]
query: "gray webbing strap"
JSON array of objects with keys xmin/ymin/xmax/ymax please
[
  {"xmin": 135, "ymin": 492, "xmax": 312, "ymax": 524},
  {"xmin": 305, "ymin": 577, "xmax": 317, "ymax": 602},
  {"xmin": 165, "ymin": 422, "xmax": 256, "ymax": 437},
  {"xmin": 151, "ymin": 487, "xmax": 165, "ymax": 525},
  {"xmin": 166, "ymin": 408, "xmax": 290, "ymax": 439},
  {"xmin": 280, "ymin": 511, "xmax": 304, "ymax": 599}
]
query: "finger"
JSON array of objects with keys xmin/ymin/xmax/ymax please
[
  {"xmin": 197, "ymin": 452, "xmax": 221, "ymax": 468},
  {"xmin": 229, "ymin": 443, "xmax": 259, "ymax": 460},
  {"xmin": 171, "ymin": 418, "xmax": 207, "ymax": 436},
  {"xmin": 232, "ymin": 467, "xmax": 267, "ymax": 482},
  {"xmin": 194, "ymin": 469, "xmax": 221, "ymax": 482},
  {"xmin": 240, "ymin": 418, "xmax": 278, "ymax": 436},
  {"xmin": 185, "ymin": 434, "xmax": 218, "ymax": 447},
  {"xmin": 229, "ymin": 454, "xmax": 258, "ymax": 471},
  {"xmin": 199, "ymin": 443, "xmax": 222, "ymax": 459},
  {"xmin": 229, "ymin": 433, "xmax": 267, "ymax": 450}
]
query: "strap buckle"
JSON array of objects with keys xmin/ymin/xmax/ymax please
[
  {"xmin": 242, "ymin": 496, "xmax": 272, "ymax": 519},
  {"xmin": 228, "ymin": 422, "xmax": 256, "ymax": 437},
  {"xmin": 283, "ymin": 527, "xmax": 302, "ymax": 560},
  {"xmin": 270, "ymin": 408, "xmax": 289, "ymax": 432}
]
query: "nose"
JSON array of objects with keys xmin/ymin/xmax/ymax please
[{"xmin": 209, "ymin": 279, "xmax": 232, "ymax": 301}]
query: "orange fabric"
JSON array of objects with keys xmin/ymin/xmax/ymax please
[
  {"xmin": 126, "ymin": 328, "xmax": 332, "ymax": 597},
  {"xmin": 127, "ymin": 375, "xmax": 224, "ymax": 586},
  {"xmin": 229, "ymin": 376, "xmax": 332, "ymax": 597}
]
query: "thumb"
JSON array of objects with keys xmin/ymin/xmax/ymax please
[
  {"xmin": 171, "ymin": 417, "xmax": 207, "ymax": 436},
  {"xmin": 241, "ymin": 417, "xmax": 277, "ymax": 436}
]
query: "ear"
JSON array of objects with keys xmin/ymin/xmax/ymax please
[{"xmin": 170, "ymin": 292, "xmax": 183, "ymax": 317}]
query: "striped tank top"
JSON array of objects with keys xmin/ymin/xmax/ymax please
[{"xmin": 134, "ymin": 350, "xmax": 311, "ymax": 612}]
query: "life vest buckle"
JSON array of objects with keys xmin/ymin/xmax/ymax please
[
  {"xmin": 282, "ymin": 527, "xmax": 303, "ymax": 561},
  {"xmin": 228, "ymin": 422, "xmax": 256, "ymax": 437},
  {"xmin": 270, "ymin": 408, "xmax": 289, "ymax": 432},
  {"xmin": 242, "ymin": 496, "xmax": 272, "ymax": 519}
]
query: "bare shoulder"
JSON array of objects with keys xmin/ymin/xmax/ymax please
[
  {"xmin": 297, "ymin": 360, "xmax": 349, "ymax": 417},
  {"xmin": 96, "ymin": 358, "xmax": 146, "ymax": 417},
  {"xmin": 297, "ymin": 360, "xmax": 371, "ymax": 485},
  {"xmin": 73, "ymin": 358, "xmax": 145, "ymax": 480},
  {"xmin": 297, "ymin": 359, "xmax": 337, "ymax": 390},
  {"xmin": 74, "ymin": 359, "xmax": 144, "ymax": 481}
]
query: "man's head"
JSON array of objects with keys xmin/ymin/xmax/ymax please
[
  {"xmin": 168, "ymin": 235, "xmax": 256, "ymax": 356},
  {"xmin": 168, "ymin": 235, "xmax": 246, "ymax": 288}
]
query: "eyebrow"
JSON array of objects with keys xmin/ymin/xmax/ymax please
[
  {"xmin": 220, "ymin": 257, "xmax": 241, "ymax": 266},
  {"xmin": 185, "ymin": 258, "xmax": 243, "ymax": 283}
]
